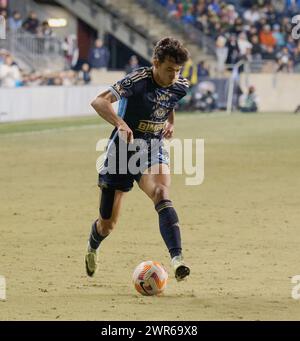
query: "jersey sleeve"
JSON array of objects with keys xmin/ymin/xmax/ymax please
[
  {"xmin": 175, "ymin": 77, "xmax": 190, "ymax": 101},
  {"xmin": 108, "ymin": 69, "xmax": 145, "ymax": 100}
]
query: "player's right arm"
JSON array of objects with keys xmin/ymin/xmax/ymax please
[{"xmin": 91, "ymin": 90, "xmax": 133, "ymax": 143}]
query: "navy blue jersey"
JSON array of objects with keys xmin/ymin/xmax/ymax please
[
  {"xmin": 99, "ymin": 67, "xmax": 189, "ymax": 180},
  {"xmin": 108, "ymin": 66, "xmax": 189, "ymax": 141}
]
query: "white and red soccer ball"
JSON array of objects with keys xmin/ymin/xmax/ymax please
[{"xmin": 132, "ymin": 261, "xmax": 168, "ymax": 296}]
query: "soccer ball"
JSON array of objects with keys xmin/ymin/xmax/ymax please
[{"xmin": 132, "ymin": 261, "xmax": 168, "ymax": 296}]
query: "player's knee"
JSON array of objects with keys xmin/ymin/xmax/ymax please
[{"xmin": 154, "ymin": 184, "xmax": 169, "ymax": 203}]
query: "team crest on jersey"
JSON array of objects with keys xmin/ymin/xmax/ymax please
[
  {"xmin": 121, "ymin": 78, "xmax": 133, "ymax": 89},
  {"xmin": 153, "ymin": 108, "xmax": 167, "ymax": 118}
]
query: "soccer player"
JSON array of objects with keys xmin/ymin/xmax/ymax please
[{"xmin": 85, "ymin": 37, "xmax": 190, "ymax": 281}]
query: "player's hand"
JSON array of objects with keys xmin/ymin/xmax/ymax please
[
  {"xmin": 117, "ymin": 120, "xmax": 134, "ymax": 144},
  {"xmin": 162, "ymin": 122, "xmax": 174, "ymax": 139}
]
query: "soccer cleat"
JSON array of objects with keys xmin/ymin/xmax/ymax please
[
  {"xmin": 171, "ymin": 255, "xmax": 190, "ymax": 281},
  {"xmin": 85, "ymin": 247, "xmax": 98, "ymax": 277}
]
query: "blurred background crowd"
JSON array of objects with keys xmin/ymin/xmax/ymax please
[{"xmin": 1, "ymin": 0, "xmax": 300, "ymax": 113}]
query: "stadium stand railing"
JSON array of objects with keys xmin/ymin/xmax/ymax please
[{"xmin": 0, "ymin": 30, "xmax": 64, "ymax": 72}]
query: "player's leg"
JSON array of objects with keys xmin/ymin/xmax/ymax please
[
  {"xmin": 85, "ymin": 189, "xmax": 125, "ymax": 277},
  {"xmin": 138, "ymin": 163, "xmax": 190, "ymax": 281}
]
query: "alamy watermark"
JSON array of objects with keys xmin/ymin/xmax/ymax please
[
  {"xmin": 291, "ymin": 275, "xmax": 300, "ymax": 300},
  {"xmin": 292, "ymin": 15, "xmax": 300, "ymax": 39},
  {"xmin": 0, "ymin": 275, "xmax": 6, "ymax": 301},
  {"xmin": 96, "ymin": 136, "xmax": 204, "ymax": 186},
  {"xmin": 0, "ymin": 15, "xmax": 6, "ymax": 40}
]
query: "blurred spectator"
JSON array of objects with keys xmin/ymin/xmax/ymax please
[
  {"xmin": 157, "ymin": 0, "xmax": 300, "ymax": 68},
  {"xmin": 182, "ymin": 58, "xmax": 198, "ymax": 86},
  {"xmin": 215, "ymin": 34, "xmax": 228, "ymax": 74},
  {"xmin": 272, "ymin": 24, "xmax": 285, "ymax": 48},
  {"xmin": 264, "ymin": 3, "xmax": 277, "ymax": 26},
  {"xmin": 88, "ymin": 39, "xmax": 110, "ymax": 70},
  {"xmin": 285, "ymin": 0, "xmax": 300, "ymax": 14},
  {"xmin": 293, "ymin": 43, "xmax": 300, "ymax": 72},
  {"xmin": 0, "ymin": 55, "xmax": 21, "ymax": 88},
  {"xmin": 248, "ymin": 25, "xmax": 259, "ymax": 41},
  {"xmin": 286, "ymin": 35, "xmax": 297, "ymax": 54},
  {"xmin": 226, "ymin": 34, "xmax": 240, "ymax": 67},
  {"xmin": 8, "ymin": 11, "xmax": 23, "ymax": 32},
  {"xmin": 0, "ymin": 7, "xmax": 7, "ymax": 19},
  {"xmin": 208, "ymin": 0, "xmax": 221, "ymax": 15},
  {"xmin": 182, "ymin": 8, "xmax": 196, "ymax": 25},
  {"xmin": 250, "ymin": 35, "xmax": 263, "ymax": 60},
  {"xmin": 237, "ymin": 32, "xmax": 252, "ymax": 57},
  {"xmin": 62, "ymin": 70, "xmax": 76, "ymax": 86},
  {"xmin": 239, "ymin": 85, "xmax": 258, "ymax": 112},
  {"xmin": 23, "ymin": 72, "xmax": 43, "ymax": 87},
  {"xmin": 22, "ymin": 11, "xmax": 40, "ymax": 34},
  {"xmin": 0, "ymin": 48, "xmax": 7, "ymax": 65},
  {"xmin": 77, "ymin": 63, "xmax": 91, "ymax": 85},
  {"xmin": 192, "ymin": 81, "xmax": 218, "ymax": 112},
  {"xmin": 62, "ymin": 34, "xmax": 79, "ymax": 69},
  {"xmin": 197, "ymin": 60, "xmax": 210, "ymax": 78},
  {"xmin": 166, "ymin": 0, "xmax": 178, "ymax": 18},
  {"xmin": 262, "ymin": 45, "xmax": 276, "ymax": 60},
  {"xmin": 198, "ymin": 90, "xmax": 217, "ymax": 111},
  {"xmin": 259, "ymin": 25, "xmax": 276, "ymax": 50},
  {"xmin": 232, "ymin": 17, "xmax": 245, "ymax": 36},
  {"xmin": 224, "ymin": 4, "xmax": 239, "ymax": 26},
  {"xmin": 276, "ymin": 46, "xmax": 293, "ymax": 72},
  {"xmin": 243, "ymin": 5, "xmax": 261, "ymax": 24},
  {"xmin": 39, "ymin": 21, "xmax": 54, "ymax": 38},
  {"xmin": 52, "ymin": 76, "xmax": 63, "ymax": 86},
  {"xmin": 125, "ymin": 55, "xmax": 140, "ymax": 74},
  {"xmin": 35, "ymin": 21, "xmax": 55, "ymax": 54},
  {"xmin": 195, "ymin": 13, "xmax": 209, "ymax": 32},
  {"xmin": 281, "ymin": 16, "xmax": 292, "ymax": 35}
]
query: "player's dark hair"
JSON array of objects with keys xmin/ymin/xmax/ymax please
[{"xmin": 153, "ymin": 37, "xmax": 189, "ymax": 65}]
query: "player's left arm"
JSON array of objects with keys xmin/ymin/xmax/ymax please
[{"xmin": 162, "ymin": 109, "xmax": 175, "ymax": 139}]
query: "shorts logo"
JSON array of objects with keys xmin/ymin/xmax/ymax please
[{"xmin": 121, "ymin": 78, "xmax": 133, "ymax": 89}]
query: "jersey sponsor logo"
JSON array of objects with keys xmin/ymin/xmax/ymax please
[{"xmin": 137, "ymin": 120, "xmax": 165, "ymax": 134}]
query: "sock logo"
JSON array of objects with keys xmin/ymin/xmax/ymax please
[{"xmin": 0, "ymin": 276, "xmax": 6, "ymax": 301}]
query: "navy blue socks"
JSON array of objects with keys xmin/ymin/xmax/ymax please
[
  {"xmin": 88, "ymin": 220, "xmax": 107, "ymax": 251},
  {"xmin": 155, "ymin": 200, "xmax": 182, "ymax": 258}
]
